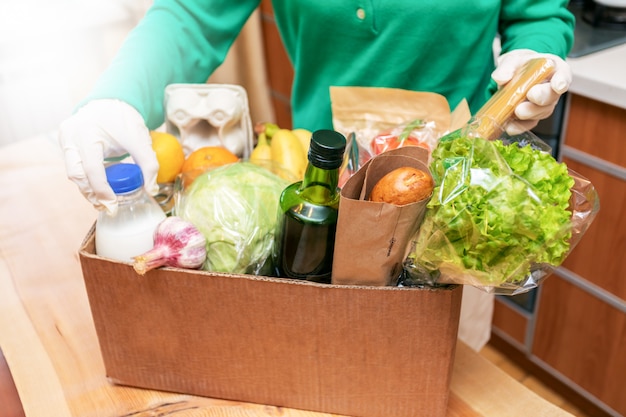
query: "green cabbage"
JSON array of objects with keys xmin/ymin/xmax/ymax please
[
  {"xmin": 175, "ymin": 162, "xmax": 288, "ymax": 275},
  {"xmin": 408, "ymin": 134, "xmax": 575, "ymax": 288}
]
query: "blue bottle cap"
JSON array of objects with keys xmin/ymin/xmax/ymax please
[{"xmin": 105, "ymin": 163, "xmax": 144, "ymax": 194}]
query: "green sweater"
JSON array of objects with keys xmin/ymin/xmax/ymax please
[{"xmin": 85, "ymin": 0, "xmax": 574, "ymax": 131}]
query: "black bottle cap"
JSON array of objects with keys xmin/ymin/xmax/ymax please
[{"xmin": 308, "ymin": 129, "xmax": 346, "ymax": 169}]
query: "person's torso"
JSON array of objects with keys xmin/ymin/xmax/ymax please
[{"xmin": 270, "ymin": 0, "xmax": 502, "ymax": 129}]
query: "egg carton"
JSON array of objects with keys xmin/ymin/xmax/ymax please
[{"xmin": 164, "ymin": 83, "xmax": 253, "ymax": 158}]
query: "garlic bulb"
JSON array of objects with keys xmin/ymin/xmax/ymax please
[{"xmin": 133, "ymin": 216, "xmax": 207, "ymax": 275}]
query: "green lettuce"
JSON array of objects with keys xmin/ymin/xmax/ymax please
[
  {"xmin": 175, "ymin": 162, "xmax": 288, "ymax": 275},
  {"xmin": 409, "ymin": 135, "xmax": 575, "ymax": 287}
]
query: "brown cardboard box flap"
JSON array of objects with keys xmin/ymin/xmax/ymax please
[{"xmin": 79, "ymin": 229, "xmax": 461, "ymax": 417}]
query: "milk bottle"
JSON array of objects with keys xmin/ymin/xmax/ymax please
[{"xmin": 96, "ymin": 163, "xmax": 166, "ymax": 262}]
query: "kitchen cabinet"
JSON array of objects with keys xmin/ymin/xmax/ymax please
[
  {"xmin": 493, "ymin": 93, "xmax": 626, "ymax": 417},
  {"xmin": 259, "ymin": 0, "xmax": 293, "ymax": 129},
  {"xmin": 533, "ymin": 275, "xmax": 626, "ymax": 415}
]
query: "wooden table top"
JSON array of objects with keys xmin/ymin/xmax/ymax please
[{"xmin": 0, "ymin": 135, "xmax": 574, "ymax": 417}]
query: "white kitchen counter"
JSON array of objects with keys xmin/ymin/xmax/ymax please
[{"xmin": 567, "ymin": 43, "xmax": 626, "ymax": 110}]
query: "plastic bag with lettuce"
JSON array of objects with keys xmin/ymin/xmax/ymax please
[
  {"xmin": 402, "ymin": 127, "xmax": 599, "ymax": 295},
  {"xmin": 175, "ymin": 162, "xmax": 288, "ymax": 275},
  {"xmin": 402, "ymin": 58, "xmax": 600, "ymax": 295}
]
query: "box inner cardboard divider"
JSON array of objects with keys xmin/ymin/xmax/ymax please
[{"xmin": 79, "ymin": 226, "xmax": 462, "ymax": 417}]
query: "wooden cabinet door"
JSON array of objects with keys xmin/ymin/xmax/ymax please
[
  {"xmin": 560, "ymin": 93, "xmax": 626, "ymax": 299},
  {"xmin": 532, "ymin": 275, "xmax": 626, "ymax": 416},
  {"xmin": 564, "ymin": 94, "xmax": 626, "ymax": 166},
  {"xmin": 560, "ymin": 158, "xmax": 626, "ymax": 299},
  {"xmin": 531, "ymin": 93, "xmax": 626, "ymax": 416}
]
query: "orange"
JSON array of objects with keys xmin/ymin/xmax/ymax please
[
  {"xmin": 150, "ymin": 131, "xmax": 185, "ymax": 183},
  {"xmin": 181, "ymin": 146, "xmax": 239, "ymax": 185}
]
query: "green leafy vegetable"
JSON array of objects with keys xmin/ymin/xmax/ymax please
[
  {"xmin": 175, "ymin": 162, "xmax": 288, "ymax": 275},
  {"xmin": 409, "ymin": 135, "xmax": 575, "ymax": 287}
]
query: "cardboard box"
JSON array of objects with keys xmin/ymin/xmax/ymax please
[{"xmin": 79, "ymin": 227, "xmax": 462, "ymax": 417}]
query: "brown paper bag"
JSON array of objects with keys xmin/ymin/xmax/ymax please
[
  {"xmin": 330, "ymin": 86, "xmax": 471, "ymax": 154},
  {"xmin": 331, "ymin": 146, "xmax": 432, "ymax": 286}
]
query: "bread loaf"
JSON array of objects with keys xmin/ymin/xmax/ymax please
[{"xmin": 369, "ymin": 167, "xmax": 433, "ymax": 205}]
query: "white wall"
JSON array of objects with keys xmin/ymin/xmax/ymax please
[{"xmin": 0, "ymin": 0, "xmax": 151, "ymax": 146}]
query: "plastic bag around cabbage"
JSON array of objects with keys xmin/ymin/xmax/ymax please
[
  {"xmin": 174, "ymin": 162, "xmax": 289, "ymax": 275},
  {"xmin": 401, "ymin": 126, "xmax": 600, "ymax": 295}
]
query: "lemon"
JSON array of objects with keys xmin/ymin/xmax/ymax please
[{"xmin": 150, "ymin": 131, "xmax": 185, "ymax": 183}]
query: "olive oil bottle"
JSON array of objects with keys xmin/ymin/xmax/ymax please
[{"xmin": 273, "ymin": 129, "xmax": 346, "ymax": 283}]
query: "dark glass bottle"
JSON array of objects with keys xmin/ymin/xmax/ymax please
[{"xmin": 273, "ymin": 129, "xmax": 346, "ymax": 283}]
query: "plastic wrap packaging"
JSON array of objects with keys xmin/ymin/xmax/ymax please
[
  {"xmin": 330, "ymin": 86, "xmax": 471, "ymax": 188},
  {"xmin": 368, "ymin": 119, "xmax": 438, "ymax": 156},
  {"xmin": 401, "ymin": 125, "xmax": 600, "ymax": 295},
  {"xmin": 337, "ymin": 119, "xmax": 452, "ymax": 188},
  {"xmin": 174, "ymin": 162, "xmax": 288, "ymax": 275}
]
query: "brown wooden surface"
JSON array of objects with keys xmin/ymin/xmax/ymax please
[
  {"xmin": 488, "ymin": 334, "xmax": 611, "ymax": 417},
  {"xmin": 0, "ymin": 349, "xmax": 25, "ymax": 417},
  {"xmin": 259, "ymin": 0, "xmax": 293, "ymax": 128},
  {"xmin": 492, "ymin": 298, "xmax": 528, "ymax": 346},
  {"xmin": 0, "ymin": 135, "xmax": 575, "ymax": 417},
  {"xmin": 564, "ymin": 95, "xmax": 626, "ymax": 167},
  {"xmin": 561, "ymin": 158, "xmax": 626, "ymax": 298},
  {"xmin": 487, "ymin": 93, "xmax": 626, "ymax": 417},
  {"xmin": 561, "ymin": 93, "xmax": 626, "ymax": 298},
  {"xmin": 533, "ymin": 275, "xmax": 626, "ymax": 415}
]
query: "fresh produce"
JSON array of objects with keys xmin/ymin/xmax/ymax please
[
  {"xmin": 270, "ymin": 129, "xmax": 307, "ymax": 180},
  {"xmin": 150, "ymin": 131, "xmax": 185, "ymax": 183},
  {"xmin": 175, "ymin": 162, "xmax": 289, "ymax": 275},
  {"xmin": 370, "ymin": 119, "xmax": 431, "ymax": 155},
  {"xmin": 251, "ymin": 122, "xmax": 312, "ymax": 180},
  {"xmin": 291, "ymin": 128, "xmax": 312, "ymax": 156},
  {"xmin": 254, "ymin": 121, "xmax": 280, "ymax": 139},
  {"xmin": 181, "ymin": 146, "xmax": 239, "ymax": 186},
  {"xmin": 249, "ymin": 132, "xmax": 271, "ymax": 163},
  {"xmin": 408, "ymin": 134, "xmax": 575, "ymax": 287},
  {"xmin": 369, "ymin": 167, "xmax": 433, "ymax": 205},
  {"xmin": 132, "ymin": 216, "xmax": 207, "ymax": 275}
]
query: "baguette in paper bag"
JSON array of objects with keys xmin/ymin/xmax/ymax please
[{"xmin": 331, "ymin": 146, "xmax": 432, "ymax": 286}]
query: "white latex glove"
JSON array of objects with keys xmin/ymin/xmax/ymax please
[
  {"xmin": 491, "ymin": 49, "xmax": 572, "ymax": 135},
  {"xmin": 58, "ymin": 99, "xmax": 159, "ymax": 215}
]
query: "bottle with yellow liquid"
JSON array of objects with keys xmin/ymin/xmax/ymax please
[{"xmin": 273, "ymin": 129, "xmax": 346, "ymax": 283}]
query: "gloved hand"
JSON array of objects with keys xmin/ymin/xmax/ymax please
[
  {"xmin": 58, "ymin": 99, "xmax": 159, "ymax": 215},
  {"xmin": 491, "ymin": 49, "xmax": 572, "ymax": 135}
]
